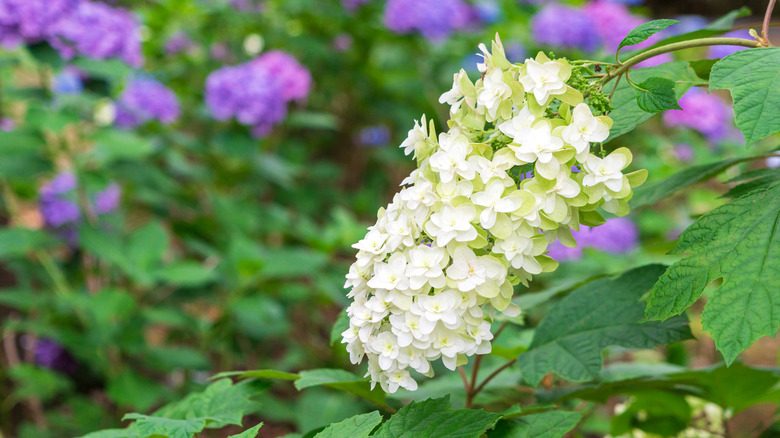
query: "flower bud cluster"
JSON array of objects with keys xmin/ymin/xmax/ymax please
[{"xmin": 343, "ymin": 36, "xmax": 647, "ymax": 393}]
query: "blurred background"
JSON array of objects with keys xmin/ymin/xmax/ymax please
[{"xmin": 0, "ymin": 0, "xmax": 778, "ymax": 436}]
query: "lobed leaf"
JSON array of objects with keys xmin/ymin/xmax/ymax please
[
  {"xmin": 517, "ymin": 265, "xmax": 692, "ymax": 386},
  {"xmin": 313, "ymin": 411, "xmax": 382, "ymax": 438},
  {"xmin": 710, "ymin": 48, "xmax": 780, "ymax": 146},
  {"xmin": 632, "ymin": 77, "xmax": 681, "ymax": 113},
  {"xmin": 488, "ymin": 411, "xmax": 581, "ymax": 438},
  {"xmin": 645, "ymin": 183, "xmax": 780, "ymax": 363},
  {"xmin": 373, "ymin": 396, "xmax": 501, "ymax": 438}
]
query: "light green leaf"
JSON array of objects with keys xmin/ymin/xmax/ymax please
[
  {"xmin": 152, "ymin": 378, "xmax": 261, "ymax": 428},
  {"xmin": 9, "ymin": 364, "xmax": 73, "ymax": 402},
  {"xmin": 618, "ymin": 19, "xmax": 679, "ymax": 51},
  {"xmin": 313, "ymin": 411, "xmax": 381, "ymax": 438},
  {"xmin": 710, "ymin": 48, "xmax": 780, "ymax": 145},
  {"xmin": 228, "ymin": 423, "xmax": 264, "ymax": 438},
  {"xmin": 156, "ymin": 261, "xmax": 217, "ymax": 287},
  {"xmin": 91, "ymin": 129, "xmax": 154, "ymax": 164},
  {"xmin": 0, "ymin": 228, "xmax": 53, "ymax": 259},
  {"xmin": 71, "ymin": 58, "xmax": 133, "ymax": 82},
  {"xmin": 607, "ymin": 62, "xmax": 703, "ymax": 142},
  {"xmin": 295, "ymin": 369, "xmax": 388, "ymax": 409},
  {"xmin": 212, "ymin": 369, "xmax": 300, "ymax": 381},
  {"xmin": 645, "ymin": 183, "xmax": 780, "ymax": 363},
  {"xmin": 517, "ymin": 265, "xmax": 692, "ymax": 386},
  {"xmin": 632, "ymin": 77, "xmax": 681, "ymax": 113},
  {"xmin": 631, "ymin": 156, "xmax": 753, "ymax": 208},
  {"xmin": 488, "ymin": 411, "xmax": 581, "ymax": 438},
  {"xmin": 77, "ymin": 429, "xmax": 132, "ymax": 438},
  {"xmin": 330, "ymin": 311, "xmax": 349, "ymax": 346},
  {"xmin": 373, "ymin": 396, "xmax": 501, "ymax": 438},
  {"xmin": 123, "ymin": 414, "xmax": 206, "ymax": 438}
]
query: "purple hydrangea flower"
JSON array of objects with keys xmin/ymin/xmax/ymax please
[
  {"xmin": 229, "ymin": 0, "xmax": 263, "ymax": 12},
  {"xmin": 34, "ymin": 338, "xmax": 77, "ymax": 374},
  {"xmin": 333, "ymin": 34, "xmax": 353, "ymax": 52},
  {"xmin": 383, "ymin": 0, "xmax": 473, "ymax": 41},
  {"xmin": 48, "ymin": 1, "xmax": 143, "ymax": 67},
  {"xmin": 473, "ymin": 0, "xmax": 501, "ymax": 24},
  {"xmin": 662, "ymin": 88, "xmax": 733, "ymax": 141},
  {"xmin": 0, "ymin": 117, "xmax": 14, "ymax": 132},
  {"xmin": 531, "ymin": 4, "xmax": 600, "ymax": 52},
  {"xmin": 94, "ymin": 183, "xmax": 120, "ymax": 215},
  {"xmin": 39, "ymin": 172, "xmax": 80, "ymax": 228},
  {"xmin": 358, "ymin": 125, "xmax": 391, "ymax": 147},
  {"xmin": 252, "ymin": 51, "xmax": 312, "ymax": 101},
  {"xmin": 505, "ymin": 41, "xmax": 527, "ymax": 63},
  {"xmin": 585, "ymin": 1, "xmax": 643, "ymax": 51},
  {"xmin": 52, "ymin": 66, "xmax": 83, "ymax": 95},
  {"xmin": 548, "ymin": 217, "xmax": 639, "ymax": 261},
  {"xmin": 165, "ymin": 31, "xmax": 194, "ymax": 55},
  {"xmin": 0, "ymin": 0, "xmax": 73, "ymax": 48},
  {"xmin": 672, "ymin": 143, "xmax": 694, "ymax": 162},
  {"xmin": 114, "ymin": 78, "xmax": 180, "ymax": 129},
  {"xmin": 708, "ymin": 29, "xmax": 751, "ymax": 59}
]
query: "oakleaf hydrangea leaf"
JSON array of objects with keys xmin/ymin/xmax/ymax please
[
  {"xmin": 618, "ymin": 19, "xmax": 679, "ymax": 51},
  {"xmin": 517, "ymin": 265, "xmax": 692, "ymax": 386},
  {"xmin": 489, "ymin": 411, "xmax": 581, "ymax": 438},
  {"xmin": 313, "ymin": 411, "xmax": 382, "ymax": 438},
  {"xmin": 373, "ymin": 396, "xmax": 501, "ymax": 438},
  {"xmin": 710, "ymin": 48, "xmax": 780, "ymax": 146},
  {"xmin": 632, "ymin": 77, "xmax": 682, "ymax": 113},
  {"xmin": 645, "ymin": 183, "xmax": 780, "ymax": 363}
]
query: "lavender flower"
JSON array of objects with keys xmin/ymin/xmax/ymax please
[
  {"xmin": 114, "ymin": 78, "xmax": 180, "ymax": 129},
  {"xmin": 39, "ymin": 172, "xmax": 80, "ymax": 228},
  {"xmin": 165, "ymin": 31, "xmax": 194, "ymax": 55},
  {"xmin": 34, "ymin": 338, "xmax": 77, "ymax": 374},
  {"xmin": 342, "ymin": 0, "xmax": 371, "ymax": 11},
  {"xmin": 662, "ymin": 88, "xmax": 733, "ymax": 141},
  {"xmin": 94, "ymin": 183, "xmax": 120, "ymax": 215},
  {"xmin": 383, "ymin": 0, "xmax": 473, "ymax": 41},
  {"xmin": 0, "ymin": 0, "xmax": 73, "ymax": 48},
  {"xmin": 531, "ymin": 4, "xmax": 600, "ymax": 52},
  {"xmin": 229, "ymin": 0, "xmax": 263, "ymax": 13},
  {"xmin": 0, "ymin": 117, "xmax": 14, "ymax": 132},
  {"xmin": 48, "ymin": 1, "xmax": 143, "ymax": 67},
  {"xmin": 52, "ymin": 66, "xmax": 83, "ymax": 95},
  {"xmin": 672, "ymin": 143, "xmax": 694, "ymax": 162},
  {"xmin": 546, "ymin": 241, "xmax": 583, "ymax": 261},
  {"xmin": 548, "ymin": 218, "xmax": 639, "ymax": 261},
  {"xmin": 708, "ymin": 29, "xmax": 751, "ymax": 59},
  {"xmin": 333, "ymin": 34, "xmax": 353, "ymax": 52},
  {"xmin": 252, "ymin": 51, "xmax": 312, "ymax": 101}
]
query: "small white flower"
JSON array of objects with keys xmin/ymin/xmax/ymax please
[
  {"xmin": 400, "ymin": 115, "xmax": 428, "ymax": 157},
  {"xmin": 471, "ymin": 179, "xmax": 527, "ymax": 229},
  {"xmin": 405, "ymin": 245, "xmax": 449, "ymax": 290},
  {"xmin": 429, "ymin": 131, "xmax": 475, "ymax": 183},
  {"xmin": 510, "ymin": 121, "xmax": 564, "ymax": 178},
  {"xmin": 477, "ymin": 69, "xmax": 511, "ymax": 119},
  {"xmin": 561, "ymin": 103, "xmax": 609, "ymax": 156},
  {"xmin": 582, "ymin": 154, "xmax": 626, "ymax": 192},
  {"xmin": 352, "ymin": 229, "xmax": 388, "ymax": 255},
  {"xmin": 498, "ymin": 106, "xmax": 536, "ymax": 140},
  {"xmin": 440, "ymin": 69, "xmax": 471, "ymax": 114},
  {"xmin": 369, "ymin": 331, "xmax": 400, "ymax": 370},
  {"xmin": 519, "ymin": 59, "xmax": 567, "ymax": 104},
  {"xmin": 424, "ymin": 203, "xmax": 478, "ymax": 247}
]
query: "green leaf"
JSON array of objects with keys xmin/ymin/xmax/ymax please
[
  {"xmin": 295, "ymin": 369, "xmax": 388, "ymax": 409},
  {"xmin": 373, "ymin": 396, "xmax": 501, "ymax": 438},
  {"xmin": 631, "ymin": 156, "xmax": 753, "ymax": 208},
  {"xmin": 260, "ymin": 247, "xmax": 329, "ymax": 279},
  {"xmin": 710, "ymin": 48, "xmax": 780, "ymax": 145},
  {"xmin": 152, "ymin": 378, "xmax": 262, "ymax": 428},
  {"xmin": 9, "ymin": 364, "xmax": 73, "ymax": 402},
  {"xmin": 645, "ymin": 183, "xmax": 780, "ymax": 363},
  {"xmin": 618, "ymin": 19, "xmax": 679, "ymax": 51},
  {"xmin": 313, "ymin": 411, "xmax": 381, "ymax": 438},
  {"xmin": 90, "ymin": 129, "xmax": 154, "ymax": 164},
  {"xmin": 689, "ymin": 59, "xmax": 718, "ymax": 80},
  {"xmin": 644, "ymin": 7, "xmax": 750, "ymax": 49},
  {"xmin": 71, "ymin": 58, "xmax": 133, "ymax": 82},
  {"xmin": 0, "ymin": 228, "xmax": 53, "ymax": 259},
  {"xmin": 212, "ymin": 369, "xmax": 300, "ymax": 381},
  {"xmin": 156, "ymin": 262, "xmax": 217, "ymax": 287},
  {"xmin": 228, "ymin": 423, "xmax": 264, "ymax": 438},
  {"xmin": 488, "ymin": 411, "xmax": 581, "ymax": 438},
  {"xmin": 517, "ymin": 265, "xmax": 692, "ymax": 386},
  {"xmin": 106, "ymin": 370, "xmax": 169, "ymax": 412},
  {"xmin": 607, "ymin": 62, "xmax": 703, "ymax": 142},
  {"xmin": 286, "ymin": 111, "xmax": 339, "ymax": 131},
  {"xmin": 123, "ymin": 414, "xmax": 206, "ymax": 438},
  {"xmin": 77, "ymin": 429, "xmax": 132, "ymax": 438},
  {"xmin": 330, "ymin": 311, "xmax": 349, "ymax": 346},
  {"xmin": 725, "ymin": 168, "xmax": 780, "ymax": 198},
  {"xmin": 632, "ymin": 77, "xmax": 681, "ymax": 113}
]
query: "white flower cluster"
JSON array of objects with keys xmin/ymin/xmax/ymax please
[{"xmin": 343, "ymin": 36, "xmax": 647, "ymax": 393}]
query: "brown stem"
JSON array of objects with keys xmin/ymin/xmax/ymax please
[
  {"xmin": 458, "ymin": 366, "xmax": 470, "ymax": 406},
  {"xmin": 764, "ymin": 0, "xmax": 777, "ymax": 46},
  {"xmin": 469, "ymin": 355, "xmax": 482, "ymax": 393},
  {"xmin": 472, "ymin": 358, "xmax": 517, "ymax": 397}
]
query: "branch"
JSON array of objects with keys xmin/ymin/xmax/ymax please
[{"xmin": 764, "ymin": 0, "xmax": 777, "ymax": 46}]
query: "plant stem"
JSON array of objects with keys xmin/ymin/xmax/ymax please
[
  {"xmin": 472, "ymin": 358, "xmax": 517, "ymax": 397},
  {"xmin": 764, "ymin": 0, "xmax": 777, "ymax": 46},
  {"xmin": 601, "ymin": 37, "xmax": 760, "ymax": 86}
]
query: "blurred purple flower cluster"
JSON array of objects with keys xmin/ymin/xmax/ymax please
[
  {"xmin": 530, "ymin": 0, "xmax": 673, "ymax": 66},
  {"xmin": 0, "ymin": 0, "xmax": 142, "ymax": 67},
  {"xmin": 33, "ymin": 338, "xmax": 78, "ymax": 374},
  {"xmin": 39, "ymin": 172, "xmax": 121, "ymax": 244},
  {"xmin": 205, "ymin": 50, "xmax": 311, "ymax": 137},
  {"xmin": 342, "ymin": 0, "xmax": 371, "ymax": 11},
  {"xmin": 547, "ymin": 217, "xmax": 639, "ymax": 261},
  {"xmin": 663, "ymin": 88, "xmax": 734, "ymax": 142},
  {"xmin": 383, "ymin": 0, "xmax": 473, "ymax": 41},
  {"xmin": 114, "ymin": 78, "xmax": 181, "ymax": 129}
]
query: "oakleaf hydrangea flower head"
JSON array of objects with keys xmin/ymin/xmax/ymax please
[
  {"xmin": 206, "ymin": 51, "xmax": 311, "ymax": 137},
  {"xmin": 114, "ymin": 78, "xmax": 181, "ymax": 129},
  {"xmin": 662, "ymin": 88, "xmax": 733, "ymax": 142},
  {"xmin": 343, "ymin": 35, "xmax": 647, "ymax": 393},
  {"xmin": 531, "ymin": 4, "xmax": 600, "ymax": 52},
  {"xmin": 383, "ymin": 0, "xmax": 472, "ymax": 41},
  {"xmin": 48, "ymin": 1, "xmax": 143, "ymax": 67}
]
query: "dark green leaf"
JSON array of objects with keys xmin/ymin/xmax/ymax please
[
  {"xmin": 632, "ymin": 77, "xmax": 681, "ymax": 113},
  {"xmin": 710, "ymin": 47, "xmax": 780, "ymax": 145},
  {"xmin": 330, "ymin": 311, "xmax": 349, "ymax": 346},
  {"xmin": 212, "ymin": 369, "xmax": 300, "ymax": 381},
  {"xmin": 313, "ymin": 411, "xmax": 381, "ymax": 438},
  {"xmin": 646, "ymin": 183, "xmax": 780, "ymax": 363},
  {"xmin": 295, "ymin": 369, "xmax": 388, "ymax": 409},
  {"xmin": 152, "ymin": 379, "xmax": 261, "ymax": 428},
  {"xmin": 373, "ymin": 396, "xmax": 501, "ymax": 438},
  {"xmin": 631, "ymin": 156, "xmax": 754, "ymax": 208},
  {"xmin": 90, "ymin": 129, "xmax": 154, "ymax": 164},
  {"xmin": 488, "ymin": 411, "xmax": 581, "ymax": 438},
  {"xmin": 607, "ymin": 62, "xmax": 703, "ymax": 142},
  {"xmin": 156, "ymin": 262, "xmax": 217, "ymax": 287},
  {"xmin": 689, "ymin": 59, "xmax": 718, "ymax": 80},
  {"xmin": 517, "ymin": 265, "xmax": 692, "ymax": 386},
  {"xmin": 618, "ymin": 19, "xmax": 679, "ymax": 51},
  {"xmin": 724, "ymin": 168, "xmax": 780, "ymax": 198}
]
